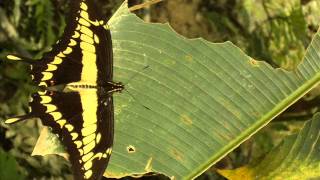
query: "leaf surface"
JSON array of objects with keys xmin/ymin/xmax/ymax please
[{"xmin": 218, "ymin": 113, "xmax": 320, "ymax": 180}]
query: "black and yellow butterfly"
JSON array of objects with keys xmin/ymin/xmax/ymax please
[{"xmin": 5, "ymin": 0, "xmax": 123, "ymax": 179}]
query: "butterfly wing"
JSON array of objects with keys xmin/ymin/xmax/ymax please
[
  {"xmin": 5, "ymin": 1, "xmax": 118, "ymax": 179},
  {"xmin": 18, "ymin": 0, "xmax": 113, "ymax": 87},
  {"xmin": 5, "ymin": 90, "xmax": 114, "ymax": 180}
]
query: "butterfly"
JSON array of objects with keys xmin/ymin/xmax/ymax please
[{"xmin": 5, "ymin": 0, "xmax": 123, "ymax": 179}]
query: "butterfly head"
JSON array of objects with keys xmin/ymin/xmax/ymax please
[{"xmin": 100, "ymin": 81, "xmax": 124, "ymax": 94}]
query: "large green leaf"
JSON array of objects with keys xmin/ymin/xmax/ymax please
[
  {"xmin": 0, "ymin": 149, "xmax": 25, "ymax": 180},
  {"xmin": 218, "ymin": 112, "xmax": 320, "ymax": 180},
  {"xmin": 32, "ymin": 1, "xmax": 320, "ymax": 179}
]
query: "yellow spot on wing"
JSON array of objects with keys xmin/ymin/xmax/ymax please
[
  {"xmin": 83, "ymin": 141, "xmax": 95, "ymax": 154},
  {"xmin": 52, "ymin": 57, "xmax": 62, "ymax": 64},
  {"xmin": 96, "ymin": 133, "xmax": 101, "ymax": 143},
  {"xmin": 104, "ymin": 24, "xmax": 110, "ymax": 29},
  {"xmin": 106, "ymin": 148, "xmax": 112, "ymax": 155},
  {"xmin": 80, "ymin": 11, "xmax": 89, "ymax": 19},
  {"xmin": 7, "ymin": 55, "xmax": 22, "ymax": 61},
  {"xmin": 45, "ymin": 104, "xmax": 57, "ymax": 113},
  {"xmin": 94, "ymin": 152, "xmax": 104, "ymax": 159},
  {"xmin": 5, "ymin": 118, "xmax": 21, "ymax": 124},
  {"xmin": 81, "ymin": 34, "xmax": 94, "ymax": 44},
  {"xmin": 41, "ymin": 72, "xmax": 53, "ymax": 81},
  {"xmin": 94, "ymin": 35, "xmax": 99, "ymax": 44},
  {"xmin": 84, "ymin": 161, "xmax": 92, "ymax": 170},
  {"xmin": 80, "ymin": 42, "xmax": 95, "ymax": 53},
  {"xmin": 71, "ymin": 133, "xmax": 78, "ymax": 140},
  {"xmin": 82, "ymin": 152, "xmax": 93, "ymax": 162},
  {"xmin": 80, "ymin": 2, "xmax": 88, "ymax": 11},
  {"xmin": 57, "ymin": 119, "xmax": 66, "ymax": 128},
  {"xmin": 63, "ymin": 47, "xmax": 72, "ymax": 55},
  {"xmin": 46, "ymin": 64, "xmax": 57, "ymax": 71},
  {"xmin": 82, "ymin": 124, "xmax": 97, "ymax": 136},
  {"xmin": 49, "ymin": 112, "xmax": 62, "ymax": 120},
  {"xmin": 72, "ymin": 31, "xmax": 80, "ymax": 38},
  {"xmin": 38, "ymin": 91, "xmax": 47, "ymax": 95},
  {"xmin": 57, "ymin": 52, "xmax": 66, "ymax": 58},
  {"xmin": 65, "ymin": 124, "xmax": 74, "ymax": 131},
  {"xmin": 80, "ymin": 26, "xmax": 93, "ymax": 37},
  {"xmin": 79, "ymin": 18, "xmax": 90, "ymax": 27},
  {"xmin": 75, "ymin": 141, "xmax": 82, "ymax": 148},
  {"xmin": 83, "ymin": 133, "xmax": 95, "ymax": 145},
  {"xmin": 84, "ymin": 170, "xmax": 93, "ymax": 179},
  {"xmin": 69, "ymin": 39, "xmax": 77, "ymax": 46},
  {"xmin": 40, "ymin": 96, "xmax": 52, "ymax": 103},
  {"xmin": 79, "ymin": 149, "xmax": 84, "ymax": 156},
  {"xmin": 91, "ymin": 20, "xmax": 100, "ymax": 26},
  {"xmin": 39, "ymin": 82, "xmax": 48, "ymax": 87}
]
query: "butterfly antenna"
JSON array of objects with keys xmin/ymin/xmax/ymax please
[
  {"xmin": 122, "ymin": 65, "xmax": 150, "ymax": 86},
  {"xmin": 122, "ymin": 65, "xmax": 151, "ymax": 110},
  {"xmin": 6, "ymin": 54, "xmax": 35, "ymax": 64},
  {"xmin": 123, "ymin": 88, "xmax": 151, "ymax": 110}
]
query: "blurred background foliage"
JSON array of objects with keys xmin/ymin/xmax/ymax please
[{"xmin": 0, "ymin": 0, "xmax": 319, "ymax": 179}]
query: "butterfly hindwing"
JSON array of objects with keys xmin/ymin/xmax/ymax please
[{"xmin": 6, "ymin": 90, "xmax": 114, "ymax": 180}]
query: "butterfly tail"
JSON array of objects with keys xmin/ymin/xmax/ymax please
[
  {"xmin": 6, "ymin": 54, "xmax": 35, "ymax": 64},
  {"xmin": 4, "ymin": 114, "xmax": 34, "ymax": 124}
]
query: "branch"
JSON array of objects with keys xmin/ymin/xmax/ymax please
[{"xmin": 129, "ymin": 0, "xmax": 163, "ymax": 12}]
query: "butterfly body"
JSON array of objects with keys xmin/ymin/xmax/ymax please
[{"xmin": 5, "ymin": 0, "xmax": 121, "ymax": 179}]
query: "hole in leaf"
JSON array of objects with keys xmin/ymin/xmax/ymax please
[{"xmin": 127, "ymin": 145, "xmax": 136, "ymax": 153}]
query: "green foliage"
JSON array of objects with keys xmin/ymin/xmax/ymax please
[
  {"xmin": 219, "ymin": 113, "xmax": 320, "ymax": 179},
  {"xmin": 202, "ymin": 0, "xmax": 309, "ymax": 70},
  {"xmin": 0, "ymin": 149, "xmax": 25, "ymax": 180},
  {"xmin": 28, "ymin": 0, "xmax": 56, "ymax": 47}
]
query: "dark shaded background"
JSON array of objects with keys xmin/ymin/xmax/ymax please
[{"xmin": 0, "ymin": 0, "xmax": 319, "ymax": 179}]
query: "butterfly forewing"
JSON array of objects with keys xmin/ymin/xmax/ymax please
[{"xmin": 31, "ymin": 0, "xmax": 112, "ymax": 87}]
